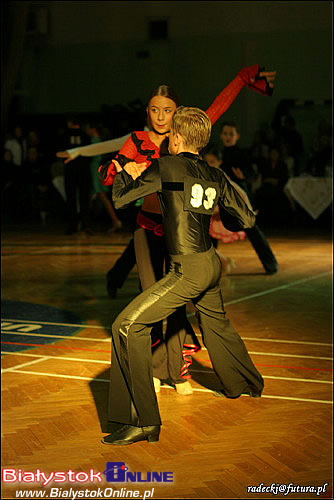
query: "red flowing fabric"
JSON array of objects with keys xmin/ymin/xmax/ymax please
[
  {"xmin": 210, "ymin": 207, "xmax": 246, "ymax": 243},
  {"xmin": 180, "ymin": 343, "xmax": 202, "ymax": 379}
]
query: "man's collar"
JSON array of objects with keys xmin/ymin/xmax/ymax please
[{"xmin": 176, "ymin": 151, "xmax": 200, "ymax": 159}]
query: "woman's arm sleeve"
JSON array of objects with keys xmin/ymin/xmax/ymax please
[
  {"xmin": 206, "ymin": 64, "xmax": 273, "ymax": 126},
  {"xmin": 98, "ymin": 134, "xmax": 139, "ymax": 186},
  {"xmin": 67, "ymin": 133, "xmax": 131, "ymax": 159},
  {"xmin": 205, "ymin": 76, "xmax": 245, "ymax": 126}
]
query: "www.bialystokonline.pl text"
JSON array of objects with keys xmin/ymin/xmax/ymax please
[{"xmin": 15, "ymin": 487, "xmax": 155, "ymax": 498}]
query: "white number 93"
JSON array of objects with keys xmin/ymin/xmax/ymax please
[{"xmin": 190, "ymin": 184, "xmax": 216, "ymax": 209}]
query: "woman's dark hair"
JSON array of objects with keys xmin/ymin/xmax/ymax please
[
  {"xmin": 148, "ymin": 85, "xmax": 180, "ymax": 107},
  {"xmin": 146, "ymin": 85, "xmax": 180, "ymax": 132}
]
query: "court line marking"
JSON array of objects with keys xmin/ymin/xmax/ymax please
[
  {"xmin": 2, "ymin": 349, "xmax": 332, "ymax": 374},
  {"xmin": 158, "ymin": 384, "xmax": 332, "ymax": 404},
  {"xmin": 1, "ymin": 341, "xmax": 110, "ymax": 353},
  {"xmin": 2, "ymin": 368, "xmax": 332, "ymax": 405},
  {"xmin": 1, "ymin": 357, "xmax": 49, "ymax": 373},
  {"xmin": 2, "ymin": 351, "xmax": 332, "ymax": 385},
  {"xmin": 1, "ymin": 351, "xmax": 109, "ymax": 364},
  {"xmin": 1, "ymin": 336, "xmax": 332, "ymax": 361},
  {"xmin": 1, "ymin": 330, "xmax": 109, "ymax": 342},
  {"xmin": 224, "ymin": 271, "xmax": 332, "ymax": 306},
  {"xmin": 1, "ymin": 323, "xmax": 332, "ymax": 347},
  {"xmin": 2, "ymin": 319, "xmax": 105, "ymax": 330},
  {"xmin": 249, "ymin": 352, "xmax": 332, "ymax": 361},
  {"xmin": 197, "ymin": 348, "xmax": 333, "ymax": 360},
  {"xmin": 2, "ymin": 242, "xmax": 128, "ymax": 248},
  {"xmin": 189, "ymin": 369, "xmax": 332, "ymax": 384},
  {"xmin": 241, "ymin": 337, "xmax": 333, "ymax": 347},
  {"xmin": 2, "ymin": 251, "xmax": 125, "ymax": 257}
]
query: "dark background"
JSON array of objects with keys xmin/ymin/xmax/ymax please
[{"xmin": 1, "ymin": 0, "xmax": 332, "ymax": 148}]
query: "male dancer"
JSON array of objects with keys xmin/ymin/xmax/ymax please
[{"xmin": 102, "ymin": 106, "xmax": 264, "ymax": 446}]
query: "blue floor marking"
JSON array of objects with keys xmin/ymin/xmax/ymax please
[{"xmin": 1, "ymin": 300, "xmax": 84, "ymax": 353}]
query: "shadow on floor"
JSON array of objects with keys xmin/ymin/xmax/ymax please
[{"xmin": 89, "ymin": 357, "xmax": 220, "ymax": 433}]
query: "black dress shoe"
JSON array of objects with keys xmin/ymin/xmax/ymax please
[
  {"xmin": 265, "ymin": 269, "xmax": 278, "ymax": 275},
  {"xmin": 265, "ymin": 263, "xmax": 279, "ymax": 275},
  {"xmin": 107, "ymin": 421, "xmax": 127, "ymax": 433},
  {"xmin": 101, "ymin": 424, "xmax": 160, "ymax": 445}
]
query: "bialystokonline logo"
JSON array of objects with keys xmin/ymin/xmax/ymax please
[
  {"xmin": 2, "ymin": 465, "xmax": 174, "ymax": 485},
  {"xmin": 103, "ymin": 462, "xmax": 174, "ymax": 483}
]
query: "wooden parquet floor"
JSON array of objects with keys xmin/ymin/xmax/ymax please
[{"xmin": 1, "ymin": 224, "xmax": 333, "ymax": 499}]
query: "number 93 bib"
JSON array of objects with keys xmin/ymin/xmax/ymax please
[{"xmin": 183, "ymin": 176, "xmax": 219, "ymax": 214}]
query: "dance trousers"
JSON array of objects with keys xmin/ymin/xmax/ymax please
[
  {"xmin": 245, "ymin": 225, "xmax": 278, "ymax": 274},
  {"xmin": 108, "ymin": 246, "xmax": 264, "ymax": 427},
  {"xmin": 134, "ymin": 227, "xmax": 200, "ymax": 383}
]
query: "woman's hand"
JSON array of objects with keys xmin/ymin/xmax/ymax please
[
  {"xmin": 255, "ymin": 70, "xmax": 277, "ymax": 89},
  {"xmin": 56, "ymin": 151, "xmax": 75, "ymax": 164}
]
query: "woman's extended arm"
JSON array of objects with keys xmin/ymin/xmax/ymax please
[
  {"xmin": 56, "ymin": 133, "xmax": 131, "ymax": 163},
  {"xmin": 206, "ymin": 64, "xmax": 277, "ymax": 126}
]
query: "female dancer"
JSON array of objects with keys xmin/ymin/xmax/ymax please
[{"xmin": 98, "ymin": 64, "xmax": 277, "ymax": 397}]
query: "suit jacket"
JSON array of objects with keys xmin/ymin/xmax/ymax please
[{"xmin": 113, "ymin": 152, "xmax": 255, "ymax": 256}]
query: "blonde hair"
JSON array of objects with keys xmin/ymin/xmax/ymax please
[{"xmin": 171, "ymin": 106, "xmax": 211, "ymax": 151}]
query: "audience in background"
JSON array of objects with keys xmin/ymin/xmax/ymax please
[
  {"xmin": 253, "ymin": 145, "xmax": 291, "ymax": 226},
  {"xmin": 61, "ymin": 116, "xmax": 92, "ymax": 235},
  {"xmin": 23, "ymin": 145, "xmax": 52, "ymax": 225},
  {"xmin": 219, "ymin": 121, "xmax": 256, "ymax": 201},
  {"xmin": 275, "ymin": 115, "xmax": 304, "ymax": 176},
  {"xmin": 306, "ymin": 119, "xmax": 332, "ymax": 177},
  {"xmin": 218, "ymin": 120, "xmax": 279, "ymax": 275},
  {"xmin": 1, "ymin": 104, "xmax": 331, "ymax": 231},
  {"xmin": 2, "ymin": 148, "xmax": 16, "ymax": 191},
  {"xmin": 2, "ymin": 148, "xmax": 18, "ymax": 221},
  {"xmin": 85, "ymin": 121, "xmax": 122, "ymax": 233},
  {"xmin": 4, "ymin": 123, "xmax": 27, "ymax": 167}
]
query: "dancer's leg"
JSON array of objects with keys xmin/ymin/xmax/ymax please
[
  {"xmin": 193, "ymin": 252, "xmax": 264, "ymax": 396},
  {"xmin": 106, "ymin": 238, "xmax": 137, "ymax": 297},
  {"xmin": 109, "ymin": 268, "xmax": 195, "ymax": 426},
  {"xmin": 245, "ymin": 224, "xmax": 279, "ymax": 274},
  {"xmin": 135, "ymin": 228, "xmax": 201, "ymax": 384}
]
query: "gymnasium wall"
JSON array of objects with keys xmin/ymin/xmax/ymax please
[{"xmin": 17, "ymin": 1, "xmax": 333, "ymax": 147}]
